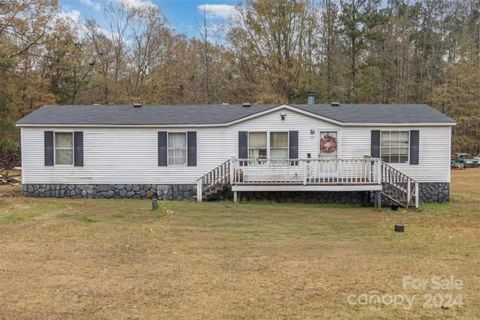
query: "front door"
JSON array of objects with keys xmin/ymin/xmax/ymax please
[{"xmin": 317, "ymin": 131, "xmax": 339, "ymax": 181}]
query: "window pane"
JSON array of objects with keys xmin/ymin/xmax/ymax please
[
  {"xmin": 249, "ymin": 132, "xmax": 266, "ymax": 148},
  {"xmin": 168, "ymin": 153, "xmax": 175, "ymax": 165},
  {"xmin": 55, "ymin": 132, "xmax": 73, "ymax": 148},
  {"xmin": 168, "ymin": 148, "xmax": 186, "ymax": 165},
  {"xmin": 249, "ymin": 148, "xmax": 267, "ymax": 159},
  {"xmin": 381, "ymin": 147, "xmax": 391, "ymax": 156},
  {"xmin": 271, "ymin": 149, "xmax": 288, "ymax": 160},
  {"xmin": 390, "ymin": 131, "xmax": 399, "ymax": 142},
  {"xmin": 270, "ymin": 132, "xmax": 288, "ymax": 148},
  {"xmin": 168, "ymin": 133, "xmax": 186, "ymax": 148},
  {"xmin": 175, "ymin": 149, "xmax": 186, "ymax": 165},
  {"xmin": 390, "ymin": 154, "xmax": 400, "ymax": 163},
  {"xmin": 381, "ymin": 132, "xmax": 390, "ymax": 146},
  {"xmin": 56, "ymin": 149, "xmax": 73, "ymax": 165}
]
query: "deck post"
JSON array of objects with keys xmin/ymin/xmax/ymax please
[
  {"xmin": 233, "ymin": 191, "xmax": 238, "ymax": 203},
  {"xmin": 407, "ymin": 180, "xmax": 411, "ymax": 207},
  {"xmin": 229, "ymin": 157, "xmax": 235, "ymax": 184},
  {"xmin": 415, "ymin": 182, "xmax": 419, "ymax": 208},
  {"xmin": 376, "ymin": 159, "xmax": 382, "ymax": 184},
  {"xmin": 196, "ymin": 179, "xmax": 203, "ymax": 202},
  {"xmin": 375, "ymin": 191, "xmax": 382, "ymax": 210},
  {"xmin": 303, "ymin": 160, "xmax": 307, "ymax": 185}
]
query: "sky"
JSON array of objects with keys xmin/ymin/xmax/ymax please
[{"xmin": 60, "ymin": 0, "xmax": 239, "ymax": 39}]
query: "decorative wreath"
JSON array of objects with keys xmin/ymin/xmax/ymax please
[{"xmin": 320, "ymin": 134, "xmax": 337, "ymax": 153}]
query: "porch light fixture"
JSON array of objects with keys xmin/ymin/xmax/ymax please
[
  {"xmin": 310, "ymin": 129, "xmax": 315, "ymax": 134},
  {"xmin": 280, "ymin": 112, "xmax": 286, "ymax": 120}
]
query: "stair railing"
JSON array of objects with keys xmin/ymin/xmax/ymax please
[
  {"xmin": 381, "ymin": 161, "xmax": 419, "ymax": 208},
  {"xmin": 196, "ymin": 159, "xmax": 232, "ymax": 202}
]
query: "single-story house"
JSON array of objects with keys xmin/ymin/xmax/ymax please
[{"xmin": 16, "ymin": 100, "xmax": 455, "ymax": 207}]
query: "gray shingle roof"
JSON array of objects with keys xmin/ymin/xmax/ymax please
[
  {"xmin": 16, "ymin": 103, "xmax": 455, "ymax": 126},
  {"xmin": 293, "ymin": 104, "xmax": 455, "ymax": 124}
]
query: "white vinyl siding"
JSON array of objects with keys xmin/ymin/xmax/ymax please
[{"xmin": 20, "ymin": 108, "xmax": 452, "ymax": 184}]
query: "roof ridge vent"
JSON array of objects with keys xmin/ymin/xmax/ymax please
[
  {"xmin": 242, "ymin": 102, "xmax": 251, "ymax": 108},
  {"xmin": 331, "ymin": 102, "xmax": 340, "ymax": 107},
  {"xmin": 133, "ymin": 103, "xmax": 142, "ymax": 108}
]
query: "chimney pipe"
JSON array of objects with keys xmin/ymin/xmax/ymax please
[{"xmin": 307, "ymin": 91, "xmax": 316, "ymax": 105}]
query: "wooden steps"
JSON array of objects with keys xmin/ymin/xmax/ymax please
[{"xmin": 380, "ymin": 162, "xmax": 419, "ymax": 208}]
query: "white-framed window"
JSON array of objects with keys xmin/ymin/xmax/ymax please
[
  {"xmin": 168, "ymin": 132, "xmax": 187, "ymax": 165},
  {"xmin": 270, "ymin": 132, "xmax": 289, "ymax": 160},
  {"xmin": 248, "ymin": 132, "xmax": 267, "ymax": 159},
  {"xmin": 381, "ymin": 131, "xmax": 409, "ymax": 163},
  {"xmin": 55, "ymin": 132, "xmax": 73, "ymax": 165}
]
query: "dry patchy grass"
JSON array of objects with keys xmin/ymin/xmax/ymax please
[{"xmin": 0, "ymin": 170, "xmax": 479, "ymax": 319}]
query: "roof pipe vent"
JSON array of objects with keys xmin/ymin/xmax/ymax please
[
  {"xmin": 331, "ymin": 102, "xmax": 340, "ymax": 107},
  {"xmin": 307, "ymin": 91, "xmax": 316, "ymax": 105},
  {"xmin": 133, "ymin": 103, "xmax": 142, "ymax": 108},
  {"xmin": 242, "ymin": 102, "xmax": 251, "ymax": 108}
]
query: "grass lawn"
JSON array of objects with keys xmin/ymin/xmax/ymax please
[{"xmin": 0, "ymin": 170, "xmax": 479, "ymax": 319}]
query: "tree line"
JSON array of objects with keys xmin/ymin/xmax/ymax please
[{"xmin": 1, "ymin": 0, "xmax": 479, "ymax": 162}]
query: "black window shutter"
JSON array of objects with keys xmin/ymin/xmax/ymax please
[
  {"xmin": 238, "ymin": 131, "xmax": 248, "ymax": 159},
  {"xmin": 410, "ymin": 130, "xmax": 420, "ymax": 165},
  {"xmin": 289, "ymin": 131, "xmax": 299, "ymax": 159},
  {"xmin": 158, "ymin": 131, "xmax": 167, "ymax": 166},
  {"xmin": 74, "ymin": 132, "xmax": 84, "ymax": 167},
  {"xmin": 187, "ymin": 131, "xmax": 197, "ymax": 166},
  {"xmin": 371, "ymin": 130, "xmax": 380, "ymax": 158},
  {"xmin": 44, "ymin": 131, "xmax": 54, "ymax": 166}
]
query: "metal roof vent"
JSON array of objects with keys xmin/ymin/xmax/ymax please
[
  {"xmin": 331, "ymin": 102, "xmax": 340, "ymax": 107},
  {"xmin": 133, "ymin": 103, "xmax": 142, "ymax": 108},
  {"xmin": 307, "ymin": 91, "xmax": 316, "ymax": 105},
  {"xmin": 242, "ymin": 102, "xmax": 251, "ymax": 108}
]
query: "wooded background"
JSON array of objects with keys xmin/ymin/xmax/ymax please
[{"xmin": 1, "ymin": 0, "xmax": 479, "ymax": 166}]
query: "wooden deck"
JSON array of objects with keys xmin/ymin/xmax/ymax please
[
  {"xmin": 197, "ymin": 157, "xmax": 418, "ymax": 208},
  {"xmin": 229, "ymin": 158, "xmax": 383, "ymax": 201}
]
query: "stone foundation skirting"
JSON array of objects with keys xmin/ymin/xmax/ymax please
[
  {"xmin": 418, "ymin": 182, "xmax": 450, "ymax": 203},
  {"xmin": 22, "ymin": 184, "xmax": 196, "ymax": 200},
  {"xmin": 22, "ymin": 182, "xmax": 450, "ymax": 204}
]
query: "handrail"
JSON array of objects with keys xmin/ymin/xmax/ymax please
[
  {"xmin": 381, "ymin": 161, "xmax": 419, "ymax": 208},
  {"xmin": 196, "ymin": 159, "xmax": 232, "ymax": 202},
  {"xmin": 231, "ymin": 158, "xmax": 382, "ymax": 185}
]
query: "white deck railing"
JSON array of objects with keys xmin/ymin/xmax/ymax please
[{"xmin": 232, "ymin": 158, "xmax": 382, "ymax": 185}]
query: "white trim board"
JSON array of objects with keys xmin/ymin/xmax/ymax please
[{"xmin": 232, "ymin": 184, "xmax": 382, "ymax": 192}]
